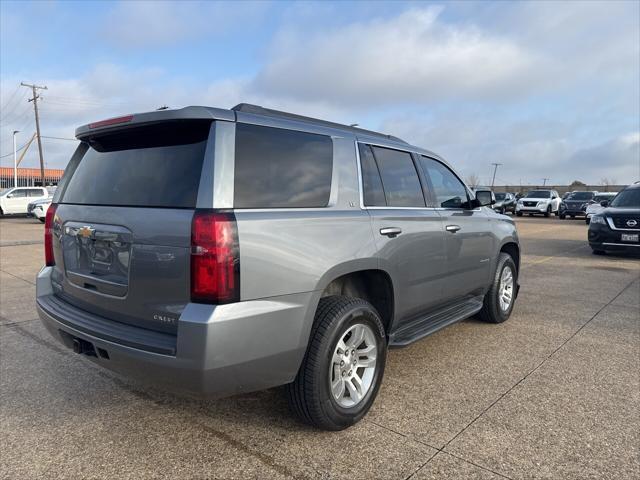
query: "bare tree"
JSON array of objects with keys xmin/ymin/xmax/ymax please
[
  {"xmin": 600, "ymin": 177, "xmax": 617, "ymax": 192},
  {"xmin": 466, "ymin": 173, "xmax": 481, "ymax": 188}
]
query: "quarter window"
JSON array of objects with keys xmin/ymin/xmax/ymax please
[
  {"xmin": 234, "ymin": 124, "xmax": 333, "ymax": 208},
  {"xmin": 369, "ymin": 146, "xmax": 425, "ymax": 207},
  {"xmin": 358, "ymin": 144, "xmax": 386, "ymax": 206},
  {"xmin": 420, "ymin": 157, "xmax": 469, "ymax": 208}
]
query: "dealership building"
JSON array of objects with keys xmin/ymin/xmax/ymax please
[{"xmin": 0, "ymin": 167, "xmax": 64, "ymax": 189}]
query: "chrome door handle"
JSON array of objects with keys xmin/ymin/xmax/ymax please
[
  {"xmin": 446, "ymin": 225, "xmax": 461, "ymax": 233},
  {"xmin": 380, "ymin": 227, "xmax": 402, "ymax": 238}
]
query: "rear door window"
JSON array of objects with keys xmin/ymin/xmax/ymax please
[
  {"xmin": 61, "ymin": 120, "xmax": 211, "ymax": 208},
  {"xmin": 369, "ymin": 146, "xmax": 425, "ymax": 207},
  {"xmin": 234, "ymin": 124, "xmax": 333, "ymax": 208}
]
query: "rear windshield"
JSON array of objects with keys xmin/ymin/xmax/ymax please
[{"xmin": 61, "ymin": 120, "xmax": 210, "ymax": 208}]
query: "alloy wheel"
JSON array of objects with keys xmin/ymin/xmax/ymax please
[
  {"xmin": 330, "ymin": 323, "xmax": 378, "ymax": 408},
  {"xmin": 498, "ymin": 266, "xmax": 514, "ymax": 312}
]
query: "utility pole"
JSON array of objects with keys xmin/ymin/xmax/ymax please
[
  {"xmin": 21, "ymin": 82, "xmax": 47, "ymax": 186},
  {"xmin": 542, "ymin": 178, "xmax": 550, "ymax": 186},
  {"xmin": 12, "ymin": 131, "xmax": 19, "ymax": 187},
  {"xmin": 490, "ymin": 163, "xmax": 502, "ymax": 188}
]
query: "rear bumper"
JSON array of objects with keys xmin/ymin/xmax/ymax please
[{"xmin": 36, "ymin": 267, "xmax": 319, "ymax": 397}]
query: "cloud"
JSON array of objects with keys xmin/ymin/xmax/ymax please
[
  {"xmin": 101, "ymin": 1, "xmax": 269, "ymax": 48},
  {"xmin": 1, "ymin": 1, "xmax": 638, "ymax": 186},
  {"xmin": 253, "ymin": 6, "xmax": 543, "ymax": 106}
]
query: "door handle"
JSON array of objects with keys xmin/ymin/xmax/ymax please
[
  {"xmin": 446, "ymin": 224, "xmax": 461, "ymax": 233},
  {"xmin": 380, "ymin": 227, "xmax": 402, "ymax": 238}
]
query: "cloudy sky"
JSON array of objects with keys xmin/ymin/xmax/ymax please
[{"xmin": 1, "ymin": 0, "xmax": 638, "ymax": 186}]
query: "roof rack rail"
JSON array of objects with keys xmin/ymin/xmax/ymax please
[{"xmin": 232, "ymin": 103, "xmax": 408, "ymax": 144}]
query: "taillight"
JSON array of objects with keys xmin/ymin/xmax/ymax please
[
  {"xmin": 88, "ymin": 115, "xmax": 133, "ymax": 129},
  {"xmin": 44, "ymin": 203, "xmax": 58, "ymax": 266},
  {"xmin": 190, "ymin": 210, "xmax": 240, "ymax": 304}
]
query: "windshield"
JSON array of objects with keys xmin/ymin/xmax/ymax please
[
  {"xmin": 526, "ymin": 191, "xmax": 551, "ymax": 198},
  {"xmin": 495, "ymin": 193, "xmax": 506, "ymax": 200},
  {"xmin": 0, "ymin": 188, "xmax": 12, "ymax": 196},
  {"xmin": 610, "ymin": 188, "xmax": 640, "ymax": 208},
  {"xmin": 567, "ymin": 192, "xmax": 594, "ymax": 200}
]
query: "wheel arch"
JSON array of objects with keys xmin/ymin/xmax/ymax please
[
  {"xmin": 499, "ymin": 241, "xmax": 521, "ymax": 273},
  {"xmin": 314, "ymin": 260, "xmax": 396, "ymax": 337}
]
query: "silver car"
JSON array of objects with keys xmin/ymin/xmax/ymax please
[{"xmin": 37, "ymin": 104, "xmax": 521, "ymax": 430}]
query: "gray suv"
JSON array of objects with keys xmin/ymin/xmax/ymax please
[{"xmin": 37, "ymin": 104, "xmax": 520, "ymax": 430}]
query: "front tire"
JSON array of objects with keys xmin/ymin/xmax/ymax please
[
  {"xmin": 592, "ymin": 249, "xmax": 606, "ymax": 255},
  {"xmin": 544, "ymin": 206, "xmax": 551, "ymax": 217},
  {"xmin": 516, "ymin": 211, "xmax": 523, "ymax": 217},
  {"xmin": 286, "ymin": 296, "xmax": 387, "ymax": 430},
  {"xmin": 478, "ymin": 253, "xmax": 517, "ymax": 324}
]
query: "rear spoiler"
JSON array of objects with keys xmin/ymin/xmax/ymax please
[{"xmin": 75, "ymin": 106, "xmax": 235, "ymax": 140}]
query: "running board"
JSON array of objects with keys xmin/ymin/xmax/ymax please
[{"xmin": 389, "ymin": 295, "xmax": 484, "ymax": 348}]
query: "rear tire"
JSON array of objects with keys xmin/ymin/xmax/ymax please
[
  {"xmin": 286, "ymin": 296, "xmax": 387, "ymax": 431},
  {"xmin": 592, "ymin": 249, "xmax": 606, "ymax": 255},
  {"xmin": 38, "ymin": 217, "xmax": 45, "ymax": 223},
  {"xmin": 478, "ymin": 253, "xmax": 517, "ymax": 324},
  {"xmin": 559, "ymin": 214, "xmax": 566, "ymax": 219}
]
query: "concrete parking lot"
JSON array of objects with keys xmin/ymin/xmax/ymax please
[{"xmin": 1, "ymin": 215, "xmax": 638, "ymax": 479}]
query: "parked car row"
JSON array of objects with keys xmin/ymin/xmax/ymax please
[{"xmin": 489, "ymin": 189, "xmax": 622, "ymax": 222}]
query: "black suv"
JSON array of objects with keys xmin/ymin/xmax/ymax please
[
  {"xmin": 588, "ymin": 182, "xmax": 640, "ymax": 255},
  {"xmin": 559, "ymin": 191, "xmax": 597, "ymax": 219}
]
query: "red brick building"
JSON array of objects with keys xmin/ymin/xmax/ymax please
[{"xmin": 0, "ymin": 167, "xmax": 64, "ymax": 188}]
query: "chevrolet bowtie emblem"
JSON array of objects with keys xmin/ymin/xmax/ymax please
[{"xmin": 78, "ymin": 226, "xmax": 95, "ymax": 238}]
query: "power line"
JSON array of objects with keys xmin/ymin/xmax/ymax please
[
  {"xmin": 1, "ymin": 83, "xmax": 21, "ymax": 108},
  {"xmin": 0, "ymin": 140, "xmax": 30, "ymax": 159},
  {"xmin": 41, "ymin": 135, "xmax": 77, "ymax": 141},
  {"xmin": 0, "ymin": 90, "xmax": 29, "ymax": 122}
]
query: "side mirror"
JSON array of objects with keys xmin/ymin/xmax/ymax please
[
  {"xmin": 475, "ymin": 190, "xmax": 494, "ymax": 207},
  {"xmin": 600, "ymin": 200, "xmax": 609, "ymax": 207},
  {"xmin": 6, "ymin": 194, "xmax": 13, "ymax": 198}
]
